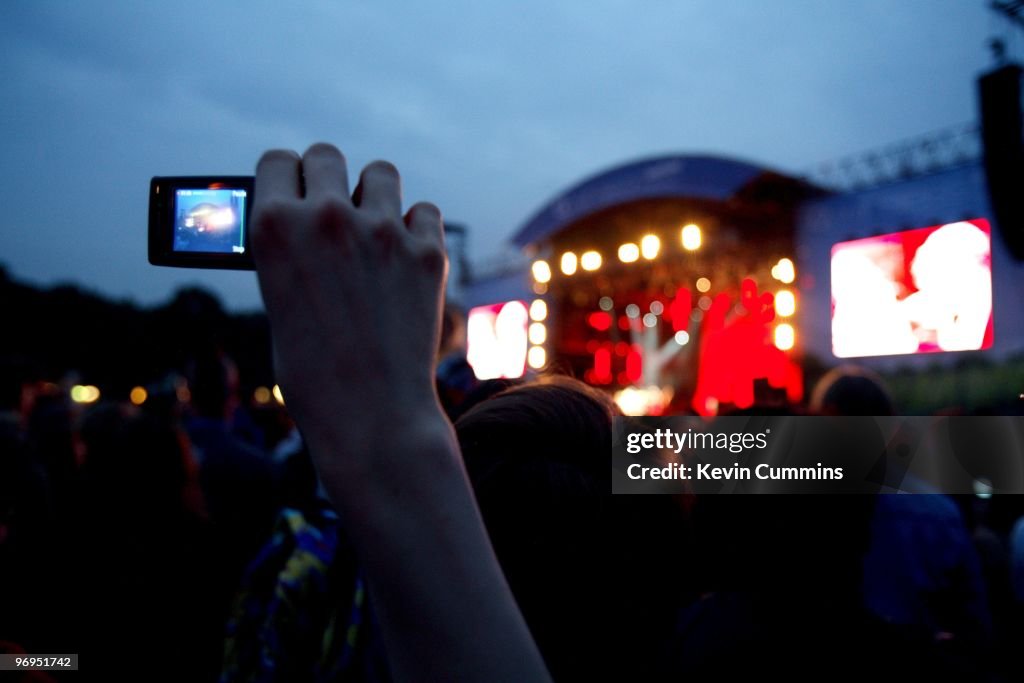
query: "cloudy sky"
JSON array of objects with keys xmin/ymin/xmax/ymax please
[{"xmin": 0, "ymin": 1, "xmax": 999, "ymax": 310}]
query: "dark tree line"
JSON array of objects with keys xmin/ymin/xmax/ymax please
[{"xmin": 1, "ymin": 265, "xmax": 275, "ymax": 399}]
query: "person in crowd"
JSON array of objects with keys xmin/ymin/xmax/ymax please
[
  {"xmin": 245, "ymin": 142, "xmax": 550, "ymax": 681},
  {"xmin": 73, "ymin": 408, "xmax": 225, "ymax": 680},
  {"xmin": 222, "ymin": 373, "xmax": 690, "ymax": 681},
  {"xmin": 0, "ymin": 359, "xmax": 58, "ymax": 657},
  {"xmin": 185, "ymin": 351, "xmax": 278, "ymax": 579},
  {"xmin": 812, "ymin": 366, "xmax": 992, "ymax": 670},
  {"xmin": 435, "ymin": 303, "xmax": 481, "ymax": 420}
]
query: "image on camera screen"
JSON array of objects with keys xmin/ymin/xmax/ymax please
[{"xmin": 172, "ymin": 188, "xmax": 247, "ymax": 254}]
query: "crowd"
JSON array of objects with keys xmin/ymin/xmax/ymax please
[{"xmin": 1, "ymin": 144, "xmax": 1023, "ymax": 681}]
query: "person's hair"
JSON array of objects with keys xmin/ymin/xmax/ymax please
[
  {"xmin": 185, "ymin": 352, "xmax": 238, "ymax": 419},
  {"xmin": 810, "ymin": 365, "xmax": 894, "ymax": 416},
  {"xmin": 81, "ymin": 409, "xmax": 203, "ymax": 520},
  {"xmin": 0, "ymin": 356, "xmax": 30, "ymax": 413},
  {"xmin": 454, "ymin": 376, "xmax": 615, "ymax": 680}
]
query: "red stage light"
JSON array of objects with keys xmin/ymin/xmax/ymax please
[
  {"xmin": 588, "ymin": 311, "xmax": 612, "ymax": 331},
  {"xmin": 593, "ymin": 345, "xmax": 612, "ymax": 384},
  {"xmin": 625, "ymin": 346, "xmax": 643, "ymax": 383}
]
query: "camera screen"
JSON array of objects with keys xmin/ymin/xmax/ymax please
[{"xmin": 172, "ymin": 187, "xmax": 247, "ymax": 254}]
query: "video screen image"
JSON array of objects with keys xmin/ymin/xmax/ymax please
[
  {"xmin": 172, "ymin": 188, "xmax": 247, "ymax": 254},
  {"xmin": 831, "ymin": 219, "xmax": 993, "ymax": 358},
  {"xmin": 466, "ymin": 301, "xmax": 528, "ymax": 379}
]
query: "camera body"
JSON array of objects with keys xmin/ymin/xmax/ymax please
[{"xmin": 149, "ymin": 176, "xmax": 255, "ymax": 270}]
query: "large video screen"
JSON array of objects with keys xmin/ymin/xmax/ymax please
[
  {"xmin": 831, "ymin": 219, "xmax": 993, "ymax": 358},
  {"xmin": 466, "ymin": 301, "xmax": 528, "ymax": 379}
]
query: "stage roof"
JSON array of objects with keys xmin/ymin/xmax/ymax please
[{"xmin": 511, "ymin": 154, "xmax": 807, "ymax": 248}]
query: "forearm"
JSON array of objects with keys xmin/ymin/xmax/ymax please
[
  {"xmin": 251, "ymin": 144, "xmax": 549, "ymax": 681},
  {"xmin": 311, "ymin": 408, "xmax": 551, "ymax": 683}
]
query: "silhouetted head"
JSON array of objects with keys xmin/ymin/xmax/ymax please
[
  {"xmin": 81, "ymin": 409, "xmax": 202, "ymax": 520},
  {"xmin": 186, "ymin": 353, "xmax": 239, "ymax": 420},
  {"xmin": 454, "ymin": 376, "xmax": 615, "ymax": 679},
  {"xmin": 811, "ymin": 365, "xmax": 894, "ymax": 416}
]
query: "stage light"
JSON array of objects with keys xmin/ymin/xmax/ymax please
[
  {"xmin": 272, "ymin": 384, "xmax": 285, "ymax": 405},
  {"xmin": 775, "ymin": 290, "xmax": 796, "ymax": 317},
  {"xmin": 772, "ymin": 258, "xmax": 796, "ymax": 284},
  {"xmin": 560, "ymin": 251, "xmax": 578, "ymax": 276},
  {"xmin": 641, "ymin": 234, "xmax": 660, "ymax": 260},
  {"xmin": 599, "ymin": 296, "xmax": 614, "ymax": 311},
  {"xmin": 129, "ymin": 386, "xmax": 148, "ymax": 405},
  {"xmin": 528, "ymin": 322, "xmax": 547, "ymax": 345},
  {"xmin": 587, "ymin": 311, "xmax": 612, "ymax": 331},
  {"xmin": 696, "ymin": 277, "xmax": 711, "ymax": 293},
  {"xmin": 642, "ymin": 313, "xmax": 658, "ymax": 328},
  {"xmin": 71, "ymin": 385, "xmax": 100, "ymax": 404},
  {"xmin": 681, "ymin": 224, "xmax": 702, "ymax": 251},
  {"xmin": 529, "ymin": 299, "xmax": 547, "ymax": 321},
  {"xmin": 649, "ymin": 301, "xmax": 664, "ymax": 315},
  {"xmin": 532, "ymin": 260, "xmax": 551, "ymax": 283},
  {"xmin": 613, "ymin": 386, "xmax": 669, "ymax": 416},
  {"xmin": 253, "ymin": 386, "xmax": 272, "ymax": 404},
  {"xmin": 580, "ymin": 251, "xmax": 602, "ymax": 271},
  {"xmin": 625, "ymin": 303, "xmax": 640, "ymax": 319},
  {"xmin": 774, "ymin": 323, "xmax": 795, "ymax": 351},
  {"xmin": 527, "ymin": 346, "xmax": 547, "ymax": 369},
  {"xmin": 674, "ymin": 331, "xmax": 690, "ymax": 345},
  {"xmin": 618, "ymin": 243, "xmax": 639, "ymax": 263}
]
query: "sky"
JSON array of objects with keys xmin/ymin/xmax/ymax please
[{"xmin": 0, "ymin": 1, "xmax": 1002, "ymax": 311}]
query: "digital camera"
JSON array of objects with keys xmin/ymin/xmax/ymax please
[{"xmin": 149, "ymin": 176, "xmax": 255, "ymax": 270}]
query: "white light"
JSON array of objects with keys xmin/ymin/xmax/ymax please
[
  {"xmin": 532, "ymin": 260, "xmax": 551, "ymax": 283},
  {"xmin": 774, "ymin": 323, "xmax": 795, "ymax": 351},
  {"xmin": 681, "ymin": 224, "xmax": 702, "ymax": 251},
  {"xmin": 580, "ymin": 251, "xmax": 602, "ymax": 271},
  {"xmin": 705, "ymin": 396, "xmax": 719, "ymax": 415},
  {"xmin": 613, "ymin": 386, "xmax": 672, "ymax": 416},
  {"xmin": 618, "ymin": 243, "xmax": 639, "ymax": 263},
  {"xmin": 649, "ymin": 301, "xmax": 664, "ymax": 315},
  {"xmin": 640, "ymin": 234, "xmax": 661, "ymax": 260},
  {"xmin": 70, "ymin": 384, "xmax": 101, "ymax": 404},
  {"xmin": 527, "ymin": 345, "xmax": 547, "ymax": 369},
  {"xmin": 773, "ymin": 258, "xmax": 796, "ymax": 284},
  {"xmin": 272, "ymin": 384, "xmax": 286, "ymax": 405},
  {"xmin": 528, "ymin": 322, "xmax": 547, "ymax": 345},
  {"xmin": 698, "ymin": 296, "xmax": 712, "ymax": 311},
  {"xmin": 467, "ymin": 301, "xmax": 529, "ymax": 379},
  {"xmin": 696, "ymin": 277, "xmax": 711, "ymax": 293},
  {"xmin": 775, "ymin": 290, "xmax": 796, "ymax": 317},
  {"xmin": 208, "ymin": 208, "xmax": 235, "ymax": 228},
  {"xmin": 529, "ymin": 299, "xmax": 547, "ymax": 321},
  {"xmin": 625, "ymin": 304, "xmax": 641, "ymax": 319},
  {"xmin": 560, "ymin": 252, "xmax": 578, "ymax": 276},
  {"xmin": 599, "ymin": 296, "xmax": 614, "ymax": 311},
  {"xmin": 642, "ymin": 313, "xmax": 658, "ymax": 328},
  {"xmin": 674, "ymin": 331, "xmax": 690, "ymax": 345}
]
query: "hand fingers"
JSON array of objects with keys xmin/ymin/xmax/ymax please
[
  {"xmin": 255, "ymin": 149, "xmax": 302, "ymax": 202},
  {"xmin": 404, "ymin": 202, "xmax": 444, "ymax": 245},
  {"xmin": 302, "ymin": 143, "xmax": 351, "ymax": 200},
  {"xmin": 353, "ymin": 160, "xmax": 402, "ymax": 219}
]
